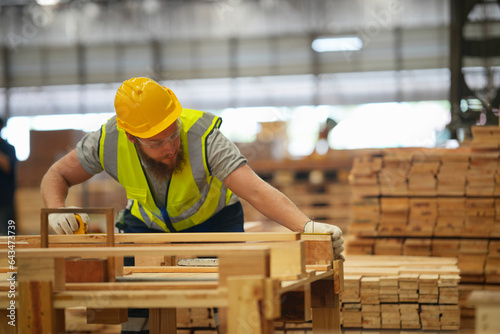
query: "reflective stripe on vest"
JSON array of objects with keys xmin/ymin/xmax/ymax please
[{"xmin": 99, "ymin": 109, "xmax": 232, "ymax": 232}]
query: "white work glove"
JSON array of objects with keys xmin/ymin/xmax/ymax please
[
  {"xmin": 304, "ymin": 221, "xmax": 345, "ymax": 261},
  {"xmin": 48, "ymin": 207, "xmax": 90, "ymax": 235}
]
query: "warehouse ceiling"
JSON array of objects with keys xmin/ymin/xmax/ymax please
[{"xmin": 0, "ymin": 0, "xmax": 498, "ymax": 119}]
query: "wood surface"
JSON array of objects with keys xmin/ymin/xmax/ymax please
[{"xmin": 0, "ymin": 231, "xmax": 340, "ymax": 333}]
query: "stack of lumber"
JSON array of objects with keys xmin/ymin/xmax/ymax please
[
  {"xmin": 348, "ymin": 237, "xmax": 500, "ymax": 284},
  {"xmin": 351, "ymin": 196, "xmax": 500, "ymax": 239},
  {"xmin": 347, "ymin": 142, "xmax": 500, "ymax": 329},
  {"xmin": 348, "ymin": 156, "xmax": 382, "ymax": 199},
  {"xmin": 471, "ymin": 125, "xmax": 500, "ymax": 150},
  {"xmin": 347, "ymin": 146, "xmax": 500, "ymax": 283},
  {"xmin": 340, "ymin": 255, "xmax": 461, "ymax": 330}
]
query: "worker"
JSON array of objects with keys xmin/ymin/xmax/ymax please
[
  {"xmin": 0, "ymin": 117, "xmax": 17, "ymax": 236},
  {"xmin": 40, "ymin": 77, "xmax": 344, "ymax": 333}
]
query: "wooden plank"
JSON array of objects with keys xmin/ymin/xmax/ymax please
[
  {"xmin": 126, "ymin": 266, "xmax": 218, "ymax": 273},
  {"xmin": 312, "ymin": 308, "xmax": 340, "ymax": 334},
  {"xmin": 149, "ymin": 308, "xmax": 176, "ymax": 334},
  {"xmin": 7, "ymin": 245, "xmax": 272, "ymax": 259},
  {"xmin": 468, "ymin": 290, "xmax": 500, "ymax": 334},
  {"xmin": 279, "ymin": 286, "xmax": 311, "ymax": 322},
  {"xmin": 218, "ymin": 249, "xmax": 270, "ymax": 287},
  {"xmin": 51, "ymin": 232, "xmax": 300, "ymax": 244},
  {"xmin": 468, "ymin": 290, "xmax": 500, "ymax": 306},
  {"xmin": 64, "ymin": 281, "xmax": 219, "ymax": 291},
  {"xmin": 87, "ymin": 308, "xmax": 128, "ymax": 325},
  {"xmin": 0, "ymin": 308, "xmax": 17, "ymax": 334},
  {"xmin": 53, "ymin": 289, "xmax": 229, "ymax": 309},
  {"xmin": 302, "ymin": 238, "xmax": 333, "ymax": 265},
  {"xmin": 256, "ymin": 241, "xmax": 306, "ymax": 279},
  {"xmin": 0, "ymin": 232, "xmax": 300, "ymax": 248},
  {"xmin": 65, "ymin": 258, "xmax": 108, "ymax": 283},
  {"xmin": 227, "ymin": 276, "xmax": 271, "ymax": 334},
  {"xmin": 18, "ymin": 281, "xmax": 58, "ymax": 334},
  {"xmin": 17, "ymin": 257, "xmax": 65, "ymax": 291}
]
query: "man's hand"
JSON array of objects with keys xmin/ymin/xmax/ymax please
[
  {"xmin": 48, "ymin": 207, "xmax": 90, "ymax": 235},
  {"xmin": 304, "ymin": 221, "xmax": 345, "ymax": 261}
]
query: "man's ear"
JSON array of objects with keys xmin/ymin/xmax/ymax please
[{"xmin": 125, "ymin": 132, "xmax": 138, "ymax": 144}]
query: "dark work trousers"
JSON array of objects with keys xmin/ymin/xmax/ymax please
[{"xmin": 119, "ymin": 202, "xmax": 244, "ymax": 334}]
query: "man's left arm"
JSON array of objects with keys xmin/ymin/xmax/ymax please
[
  {"xmin": 224, "ymin": 164, "xmax": 309, "ymax": 232},
  {"xmin": 207, "ymin": 126, "xmax": 344, "ymax": 258},
  {"xmin": 224, "ymin": 164, "xmax": 345, "ymax": 259}
]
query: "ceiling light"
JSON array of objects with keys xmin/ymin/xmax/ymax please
[
  {"xmin": 36, "ymin": 0, "xmax": 60, "ymax": 6},
  {"xmin": 311, "ymin": 37, "xmax": 363, "ymax": 53}
]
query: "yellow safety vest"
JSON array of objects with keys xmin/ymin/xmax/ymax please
[{"xmin": 98, "ymin": 109, "xmax": 233, "ymax": 232}]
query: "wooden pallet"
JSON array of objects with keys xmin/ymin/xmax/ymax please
[{"xmin": 0, "ymin": 209, "xmax": 343, "ymax": 334}]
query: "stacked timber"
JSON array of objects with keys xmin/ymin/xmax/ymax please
[
  {"xmin": 347, "ymin": 147, "xmax": 500, "ymax": 282},
  {"xmin": 339, "ymin": 255, "xmax": 461, "ymax": 330},
  {"xmin": 274, "ymin": 255, "xmax": 461, "ymax": 331},
  {"xmin": 471, "ymin": 125, "xmax": 500, "ymax": 150},
  {"xmin": 347, "ymin": 139, "xmax": 500, "ymax": 328}
]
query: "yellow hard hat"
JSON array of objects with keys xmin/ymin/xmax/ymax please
[{"xmin": 114, "ymin": 77, "xmax": 182, "ymax": 138}]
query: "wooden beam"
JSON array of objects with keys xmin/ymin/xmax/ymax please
[
  {"xmin": 311, "ymin": 274, "xmax": 340, "ymax": 334},
  {"xmin": 1, "ymin": 232, "xmax": 300, "ymax": 247},
  {"xmin": 64, "ymin": 281, "xmax": 219, "ymax": 291},
  {"xmin": 227, "ymin": 276, "xmax": 272, "ymax": 334},
  {"xmin": 0, "ymin": 308, "xmax": 17, "ymax": 334},
  {"xmin": 312, "ymin": 308, "xmax": 340, "ymax": 334},
  {"xmin": 7, "ymin": 245, "xmax": 272, "ymax": 259},
  {"xmin": 53, "ymin": 290, "xmax": 228, "ymax": 309},
  {"xmin": 149, "ymin": 308, "xmax": 176, "ymax": 334},
  {"xmin": 218, "ymin": 249, "xmax": 270, "ymax": 287},
  {"xmin": 18, "ymin": 281, "xmax": 61, "ymax": 334},
  {"xmin": 87, "ymin": 308, "xmax": 128, "ymax": 325}
]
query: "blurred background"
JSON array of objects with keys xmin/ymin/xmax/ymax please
[{"xmin": 0, "ymin": 0, "xmax": 499, "ymax": 234}]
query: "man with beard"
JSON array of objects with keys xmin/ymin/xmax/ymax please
[{"xmin": 41, "ymin": 77, "xmax": 344, "ymax": 333}]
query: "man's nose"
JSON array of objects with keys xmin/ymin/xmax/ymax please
[{"xmin": 161, "ymin": 140, "xmax": 176, "ymax": 152}]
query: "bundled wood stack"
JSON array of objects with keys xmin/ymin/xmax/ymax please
[
  {"xmin": 471, "ymin": 125, "xmax": 500, "ymax": 150},
  {"xmin": 350, "ymin": 237, "xmax": 500, "ymax": 284},
  {"xmin": 351, "ymin": 196, "xmax": 500, "ymax": 239},
  {"xmin": 347, "ymin": 135, "xmax": 500, "ymax": 328},
  {"xmin": 339, "ymin": 255, "xmax": 461, "ymax": 330},
  {"xmin": 173, "ymin": 257, "xmax": 462, "ymax": 332},
  {"xmin": 348, "ymin": 147, "xmax": 500, "ymax": 269}
]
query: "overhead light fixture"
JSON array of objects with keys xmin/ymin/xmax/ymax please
[
  {"xmin": 36, "ymin": 0, "xmax": 60, "ymax": 6},
  {"xmin": 311, "ymin": 36, "xmax": 363, "ymax": 53}
]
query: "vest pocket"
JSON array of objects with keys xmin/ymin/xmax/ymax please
[
  {"xmin": 125, "ymin": 186, "xmax": 148, "ymax": 204},
  {"xmin": 168, "ymin": 191, "xmax": 202, "ymax": 217}
]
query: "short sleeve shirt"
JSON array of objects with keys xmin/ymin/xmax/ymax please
[{"xmin": 76, "ymin": 120, "xmax": 247, "ymax": 207}]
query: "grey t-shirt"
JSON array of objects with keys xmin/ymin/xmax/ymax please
[{"xmin": 76, "ymin": 120, "xmax": 247, "ymax": 208}]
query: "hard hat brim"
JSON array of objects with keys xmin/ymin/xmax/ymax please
[{"xmin": 117, "ymin": 99, "xmax": 182, "ymax": 138}]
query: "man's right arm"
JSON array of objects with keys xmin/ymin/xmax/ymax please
[{"xmin": 41, "ymin": 149, "xmax": 94, "ymax": 208}]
